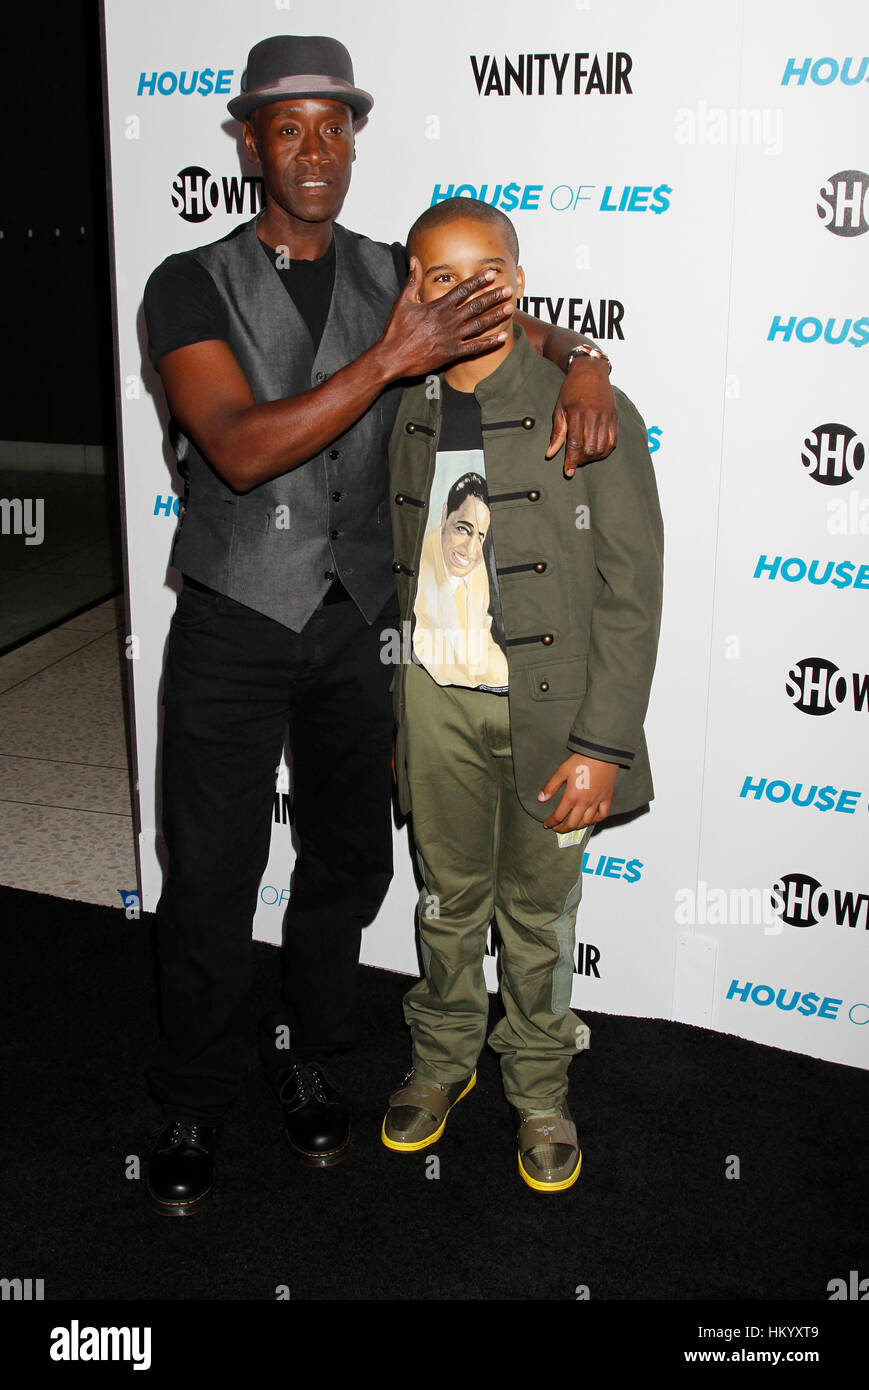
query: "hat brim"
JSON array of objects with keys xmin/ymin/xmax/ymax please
[{"xmin": 227, "ymin": 78, "xmax": 373, "ymax": 122}]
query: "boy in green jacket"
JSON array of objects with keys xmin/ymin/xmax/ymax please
[{"xmin": 382, "ymin": 198, "xmax": 664, "ymax": 1191}]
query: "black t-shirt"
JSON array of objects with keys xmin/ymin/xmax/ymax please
[
  {"xmin": 439, "ymin": 378, "xmax": 485, "ymax": 451},
  {"xmin": 262, "ymin": 235, "xmax": 336, "ymax": 349},
  {"xmin": 144, "ymin": 226, "xmax": 408, "ymax": 366}
]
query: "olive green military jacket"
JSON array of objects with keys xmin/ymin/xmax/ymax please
[{"xmin": 388, "ymin": 326, "xmax": 664, "ymax": 825}]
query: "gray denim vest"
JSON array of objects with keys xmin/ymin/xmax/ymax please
[{"xmin": 170, "ymin": 216, "xmax": 402, "ymax": 631}]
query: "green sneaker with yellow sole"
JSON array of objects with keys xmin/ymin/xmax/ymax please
[
  {"xmin": 514, "ymin": 1106, "xmax": 582, "ymax": 1192},
  {"xmin": 381, "ymin": 1070, "xmax": 476, "ymax": 1151}
]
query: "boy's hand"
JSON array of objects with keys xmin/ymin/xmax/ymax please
[
  {"xmin": 538, "ymin": 754, "xmax": 618, "ymax": 831},
  {"xmin": 546, "ymin": 358, "xmax": 618, "ymax": 477}
]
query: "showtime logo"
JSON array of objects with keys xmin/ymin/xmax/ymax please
[
  {"xmin": 801, "ymin": 423, "xmax": 864, "ymax": 485},
  {"xmin": 817, "ymin": 171, "xmax": 869, "ymax": 237},
  {"xmin": 171, "ymin": 167, "xmax": 264, "ymax": 223},
  {"xmin": 785, "ymin": 657, "xmax": 869, "ymax": 715},
  {"xmin": 772, "ymin": 872, "xmax": 869, "ymax": 931}
]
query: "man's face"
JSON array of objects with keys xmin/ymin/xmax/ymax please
[
  {"xmin": 441, "ymin": 495, "xmax": 491, "ymax": 579},
  {"xmin": 413, "ymin": 218, "xmax": 525, "ymax": 305},
  {"xmin": 243, "ymin": 97, "xmax": 356, "ymax": 225}
]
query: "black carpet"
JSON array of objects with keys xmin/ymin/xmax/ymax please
[{"xmin": 2, "ymin": 885, "xmax": 867, "ymax": 1306}]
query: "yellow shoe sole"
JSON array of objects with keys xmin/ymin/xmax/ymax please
[
  {"xmin": 381, "ymin": 1071, "xmax": 476, "ymax": 1152},
  {"xmin": 518, "ymin": 1147, "xmax": 582, "ymax": 1192}
]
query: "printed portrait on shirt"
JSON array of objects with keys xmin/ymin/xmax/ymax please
[{"xmin": 412, "ymin": 458, "xmax": 508, "ymax": 690}]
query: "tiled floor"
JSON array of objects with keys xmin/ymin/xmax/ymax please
[
  {"xmin": 0, "ymin": 467, "xmax": 123, "ymax": 651},
  {"xmin": 0, "ymin": 594, "xmax": 138, "ymax": 907}
]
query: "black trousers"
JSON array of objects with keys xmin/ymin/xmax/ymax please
[{"xmin": 146, "ymin": 580, "xmax": 398, "ymax": 1123}]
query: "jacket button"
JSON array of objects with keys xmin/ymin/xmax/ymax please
[
  {"xmin": 541, "ymin": 633, "xmax": 554, "ymax": 646},
  {"xmin": 522, "ymin": 416, "xmax": 535, "ymax": 430},
  {"xmin": 332, "ymin": 491, "xmax": 343, "ymax": 502},
  {"xmin": 315, "ymin": 371, "xmax": 327, "ymax": 382},
  {"xmin": 329, "ymin": 449, "xmax": 339, "ymax": 460},
  {"xmin": 527, "ymin": 490, "xmax": 540, "ymax": 502},
  {"xmin": 324, "ymin": 570, "xmax": 336, "ymax": 581},
  {"xmin": 539, "ymin": 681, "xmax": 550, "ymax": 693},
  {"xmin": 329, "ymin": 529, "xmax": 340, "ymax": 539},
  {"xmin": 391, "ymin": 561, "xmax": 402, "ymax": 573},
  {"xmin": 533, "ymin": 562, "xmax": 547, "ymax": 573},
  {"xmin": 405, "ymin": 422, "xmax": 416, "ymax": 434},
  {"xmin": 395, "ymin": 493, "xmax": 405, "ymax": 505}
]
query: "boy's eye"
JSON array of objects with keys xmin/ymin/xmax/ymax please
[{"xmin": 432, "ymin": 272, "xmax": 454, "ymax": 283}]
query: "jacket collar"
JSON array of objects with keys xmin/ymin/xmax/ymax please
[
  {"xmin": 405, "ymin": 324, "xmax": 538, "ymax": 431},
  {"xmin": 469, "ymin": 323, "xmax": 536, "ymax": 415}
]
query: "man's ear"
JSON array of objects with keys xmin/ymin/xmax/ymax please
[
  {"xmin": 516, "ymin": 264, "xmax": 526, "ymax": 299},
  {"xmin": 243, "ymin": 116, "xmax": 260, "ymax": 165}
]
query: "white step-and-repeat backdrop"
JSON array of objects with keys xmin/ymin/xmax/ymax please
[{"xmin": 102, "ymin": 0, "xmax": 868, "ymax": 1070}]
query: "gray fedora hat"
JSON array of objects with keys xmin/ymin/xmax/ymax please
[{"xmin": 227, "ymin": 35, "xmax": 373, "ymax": 121}]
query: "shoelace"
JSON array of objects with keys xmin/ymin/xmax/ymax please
[
  {"xmin": 279, "ymin": 1062, "xmax": 331, "ymax": 1110},
  {"xmin": 153, "ymin": 1120, "xmax": 210, "ymax": 1152}
]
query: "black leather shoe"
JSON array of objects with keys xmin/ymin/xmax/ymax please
[
  {"xmin": 146, "ymin": 1119, "xmax": 219, "ymax": 1217},
  {"xmin": 279, "ymin": 1062, "xmax": 351, "ymax": 1168}
]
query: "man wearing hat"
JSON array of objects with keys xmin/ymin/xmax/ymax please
[{"xmin": 143, "ymin": 34, "xmax": 617, "ymax": 1217}]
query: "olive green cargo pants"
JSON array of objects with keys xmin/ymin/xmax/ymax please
[{"xmin": 402, "ymin": 661, "xmax": 592, "ymax": 1113}]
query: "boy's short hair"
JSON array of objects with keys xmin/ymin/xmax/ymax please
[{"xmin": 407, "ymin": 197, "xmax": 520, "ymax": 264}]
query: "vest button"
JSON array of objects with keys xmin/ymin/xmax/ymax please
[
  {"xmin": 329, "ymin": 449, "xmax": 339, "ymax": 460},
  {"xmin": 405, "ymin": 422, "xmax": 416, "ymax": 434},
  {"xmin": 315, "ymin": 371, "xmax": 326, "ymax": 382},
  {"xmin": 541, "ymin": 633, "xmax": 554, "ymax": 645},
  {"xmin": 332, "ymin": 491, "xmax": 343, "ymax": 502},
  {"xmin": 533, "ymin": 562, "xmax": 547, "ymax": 573},
  {"xmin": 391, "ymin": 561, "xmax": 402, "ymax": 573},
  {"xmin": 324, "ymin": 570, "xmax": 336, "ymax": 581},
  {"xmin": 395, "ymin": 493, "xmax": 405, "ymax": 505},
  {"xmin": 329, "ymin": 529, "xmax": 340, "ymax": 539},
  {"xmin": 539, "ymin": 681, "xmax": 550, "ymax": 692},
  {"xmin": 522, "ymin": 416, "xmax": 535, "ymax": 430},
  {"xmin": 527, "ymin": 490, "xmax": 540, "ymax": 502}
]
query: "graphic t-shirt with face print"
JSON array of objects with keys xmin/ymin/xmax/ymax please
[{"xmin": 412, "ymin": 381, "xmax": 508, "ymax": 693}]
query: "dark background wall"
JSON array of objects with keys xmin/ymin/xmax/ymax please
[{"xmin": 1, "ymin": 1, "xmax": 115, "ymax": 445}]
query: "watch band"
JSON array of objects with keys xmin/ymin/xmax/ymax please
[{"xmin": 566, "ymin": 343, "xmax": 611, "ymax": 372}]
